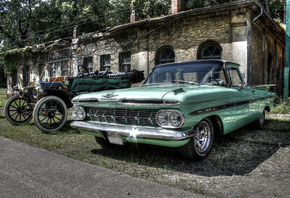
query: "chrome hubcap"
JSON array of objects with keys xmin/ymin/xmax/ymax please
[{"xmin": 194, "ymin": 121, "xmax": 211, "ymax": 154}]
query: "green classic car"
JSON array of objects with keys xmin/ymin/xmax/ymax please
[{"xmin": 70, "ymin": 60, "xmax": 276, "ymax": 161}]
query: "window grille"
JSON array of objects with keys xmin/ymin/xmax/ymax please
[
  {"xmin": 200, "ymin": 44, "xmax": 222, "ymax": 59},
  {"xmin": 100, "ymin": 55, "xmax": 111, "ymax": 71},
  {"xmin": 158, "ymin": 48, "xmax": 175, "ymax": 64},
  {"xmin": 48, "ymin": 48, "xmax": 71, "ymax": 78},
  {"xmin": 119, "ymin": 52, "xmax": 131, "ymax": 72}
]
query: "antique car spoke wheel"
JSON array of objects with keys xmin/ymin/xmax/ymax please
[
  {"xmin": 4, "ymin": 95, "xmax": 33, "ymax": 125},
  {"xmin": 33, "ymin": 96, "xmax": 67, "ymax": 132},
  {"xmin": 177, "ymin": 118, "xmax": 214, "ymax": 161}
]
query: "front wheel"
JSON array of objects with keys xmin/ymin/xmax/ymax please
[
  {"xmin": 33, "ymin": 96, "xmax": 67, "ymax": 132},
  {"xmin": 177, "ymin": 118, "xmax": 214, "ymax": 161},
  {"xmin": 4, "ymin": 95, "xmax": 33, "ymax": 125}
]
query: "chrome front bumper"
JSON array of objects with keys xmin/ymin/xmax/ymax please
[{"xmin": 70, "ymin": 121, "xmax": 194, "ymax": 141}]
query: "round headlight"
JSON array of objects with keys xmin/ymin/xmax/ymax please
[
  {"xmin": 169, "ymin": 112, "xmax": 183, "ymax": 127},
  {"xmin": 156, "ymin": 112, "xmax": 169, "ymax": 126},
  {"xmin": 77, "ymin": 108, "xmax": 85, "ymax": 119},
  {"xmin": 71, "ymin": 107, "xmax": 78, "ymax": 119},
  {"xmin": 71, "ymin": 107, "xmax": 86, "ymax": 120},
  {"xmin": 156, "ymin": 110, "xmax": 184, "ymax": 128}
]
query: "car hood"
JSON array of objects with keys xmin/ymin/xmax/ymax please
[{"xmin": 73, "ymin": 84, "xmax": 234, "ymax": 106}]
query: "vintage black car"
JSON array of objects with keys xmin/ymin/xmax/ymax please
[{"xmin": 4, "ymin": 65, "xmax": 144, "ymax": 132}]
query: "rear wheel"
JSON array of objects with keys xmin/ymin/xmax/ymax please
[
  {"xmin": 4, "ymin": 95, "xmax": 33, "ymax": 125},
  {"xmin": 33, "ymin": 96, "xmax": 67, "ymax": 132},
  {"xmin": 178, "ymin": 118, "xmax": 214, "ymax": 161}
]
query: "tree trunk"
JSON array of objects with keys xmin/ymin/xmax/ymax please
[{"xmin": 265, "ymin": 0, "xmax": 272, "ymax": 17}]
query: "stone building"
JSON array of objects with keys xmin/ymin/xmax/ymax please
[{"xmin": 7, "ymin": 0, "xmax": 285, "ymax": 95}]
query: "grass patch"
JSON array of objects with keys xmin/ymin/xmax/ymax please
[
  {"xmin": 270, "ymin": 103, "xmax": 290, "ymax": 114},
  {"xmin": 0, "ymin": 88, "xmax": 7, "ymax": 106},
  {"xmin": 0, "ymin": 90, "xmax": 289, "ymax": 195},
  {"xmin": 0, "ymin": 104, "xmax": 289, "ymax": 194}
]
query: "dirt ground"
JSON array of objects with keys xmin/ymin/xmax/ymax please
[
  {"xmin": 164, "ymin": 145, "xmax": 290, "ymax": 197},
  {"xmin": 163, "ymin": 114, "xmax": 290, "ymax": 198}
]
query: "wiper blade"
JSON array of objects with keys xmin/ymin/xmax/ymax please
[{"xmin": 171, "ymin": 80, "xmax": 200, "ymax": 85}]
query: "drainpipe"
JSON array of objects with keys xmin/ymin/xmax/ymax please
[{"xmin": 248, "ymin": 7, "xmax": 263, "ymax": 85}]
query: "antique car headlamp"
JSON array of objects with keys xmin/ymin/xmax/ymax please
[
  {"xmin": 33, "ymin": 88, "xmax": 39, "ymax": 98},
  {"xmin": 156, "ymin": 110, "xmax": 184, "ymax": 128},
  {"xmin": 71, "ymin": 106, "xmax": 86, "ymax": 120},
  {"xmin": 32, "ymin": 87, "xmax": 44, "ymax": 99}
]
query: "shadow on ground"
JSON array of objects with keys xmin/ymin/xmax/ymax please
[{"xmin": 91, "ymin": 119, "xmax": 290, "ymax": 177}]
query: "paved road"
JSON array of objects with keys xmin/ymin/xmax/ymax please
[{"xmin": 0, "ymin": 137, "xmax": 206, "ymax": 198}]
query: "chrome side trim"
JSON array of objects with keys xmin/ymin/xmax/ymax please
[
  {"xmin": 118, "ymin": 98, "xmax": 181, "ymax": 106},
  {"xmin": 189, "ymin": 95, "xmax": 275, "ymax": 115},
  {"xmin": 70, "ymin": 121, "xmax": 194, "ymax": 141},
  {"xmin": 72, "ymin": 97, "xmax": 99, "ymax": 105}
]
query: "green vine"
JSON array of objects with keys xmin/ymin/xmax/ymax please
[
  {"xmin": 1, "ymin": 41, "xmax": 68, "ymax": 76},
  {"xmin": 1, "ymin": 46, "xmax": 40, "ymax": 76},
  {"xmin": 2, "ymin": 49, "xmax": 21, "ymax": 76}
]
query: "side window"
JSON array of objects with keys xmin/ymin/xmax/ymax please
[
  {"xmin": 119, "ymin": 52, "xmax": 131, "ymax": 72},
  {"xmin": 48, "ymin": 49, "xmax": 71, "ymax": 78},
  {"xmin": 198, "ymin": 41, "xmax": 222, "ymax": 60},
  {"xmin": 227, "ymin": 67, "xmax": 243, "ymax": 87},
  {"xmin": 158, "ymin": 48, "xmax": 175, "ymax": 64},
  {"xmin": 83, "ymin": 57, "xmax": 93, "ymax": 73},
  {"xmin": 100, "ymin": 55, "xmax": 111, "ymax": 71},
  {"xmin": 219, "ymin": 69, "xmax": 227, "ymax": 85}
]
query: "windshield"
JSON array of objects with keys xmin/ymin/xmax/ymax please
[{"xmin": 144, "ymin": 61, "xmax": 226, "ymax": 86}]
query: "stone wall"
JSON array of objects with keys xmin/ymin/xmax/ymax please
[{"xmin": 251, "ymin": 18, "xmax": 285, "ymax": 93}]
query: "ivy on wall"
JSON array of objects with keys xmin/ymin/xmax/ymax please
[
  {"xmin": 1, "ymin": 46, "xmax": 40, "ymax": 76},
  {"xmin": 2, "ymin": 50, "xmax": 21, "ymax": 76}
]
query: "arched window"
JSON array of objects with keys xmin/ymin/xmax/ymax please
[
  {"xmin": 198, "ymin": 41, "xmax": 222, "ymax": 59},
  {"xmin": 157, "ymin": 47, "xmax": 175, "ymax": 64}
]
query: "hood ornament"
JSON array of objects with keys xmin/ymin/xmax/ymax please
[{"xmin": 101, "ymin": 92, "xmax": 118, "ymax": 100}]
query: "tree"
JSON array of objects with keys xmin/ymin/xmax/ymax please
[
  {"xmin": 0, "ymin": 0, "xmax": 41, "ymax": 49},
  {"xmin": 131, "ymin": 0, "xmax": 171, "ymax": 19},
  {"xmin": 260, "ymin": 0, "xmax": 286, "ymax": 23}
]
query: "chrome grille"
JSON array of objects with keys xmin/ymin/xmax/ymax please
[{"xmin": 87, "ymin": 108, "xmax": 158, "ymax": 126}]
